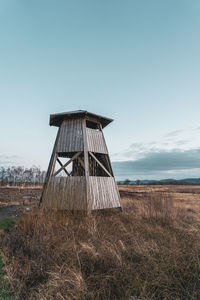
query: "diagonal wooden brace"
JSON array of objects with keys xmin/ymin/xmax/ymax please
[
  {"xmin": 53, "ymin": 151, "xmax": 82, "ymax": 176},
  {"xmin": 88, "ymin": 151, "xmax": 112, "ymax": 177},
  {"xmin": 56, "ymin": 158, "xmax": 70, "ymax": 176}
]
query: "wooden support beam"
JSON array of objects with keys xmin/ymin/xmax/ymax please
[
  {"xmin": 56, "ymin": 158, "xmax": 70, "ymax": 176},
  {"xmin": 99, "ymin": 123, "xmax": 114, "ymax": 176},
  {"xmin": 88, "ymin": 151, "xmax": 112, "ymax": 177},
  {"xmin": 82, "ymin": 119, "xmax": 90, "ymax": 212},
  {"xmin": 78, "ymin": 156, "xmax": 85, "ymax": 169},
  {"xmin": 53, "ymin": 151, "xmax": 82, "ymax": 176},
  {"xmin": 39, "ymin": 127, "xmax": 61, "ymax": 207}
]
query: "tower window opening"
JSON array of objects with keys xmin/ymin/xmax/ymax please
[
  {"xmin": 86, "ymin": 120, "xmax": 100, "ymax": 131},
  {"xmin": 88, "ymin": 153, "xmax": 113, "ymax": 177}
]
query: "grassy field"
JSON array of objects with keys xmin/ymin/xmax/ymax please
[
  {"xmin": 0, "ymin": 218, "xmax": 16, "ymax": 300},
  {"xmin": 0, "ymin": 185, "xmax": 200, "ymax": 299}
]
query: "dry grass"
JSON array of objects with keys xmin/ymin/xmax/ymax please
[
  {"xmin": 1, "ymin": 189, "xmax": 200, "ymax": 299},
  {"xmin": 0, "ymin": 186, "xmax": 41, "ymax": 207}
]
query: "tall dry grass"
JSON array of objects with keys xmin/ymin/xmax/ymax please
[{"xmin": 1, "ymin": 192, "xmax": 200, "ymax": 299}]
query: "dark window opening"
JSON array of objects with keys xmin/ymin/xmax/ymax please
[
  {"xmin": 86, "ymin": 120, "xmax": 101, "ymax": 131},
  {"xmin": 54, "ymin": 152, "xmax": 113, "ymax": 177},
  {"xmin": 57, "ymin": 152, "xmax": 79, "ymax": 159},
  {"xmin": 89, "ymin": 153, "xmax": 113, "ymax": 177}
]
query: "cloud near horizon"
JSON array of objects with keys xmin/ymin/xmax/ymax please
[
  {"xmin": 111, "ymin": 127, "xmax": 200, "ymax": 180},
  {"xmin": 113, "ymin": 148, "xmax": 200, "ymax": 175},
  {"xmin": 0, "ymin": 155, "xmax": 20, "ymax": 166}
]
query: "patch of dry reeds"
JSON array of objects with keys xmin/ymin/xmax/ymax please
[{"xmin": 1, "ymin": 192, "xmax": 200, "ymax": 299}]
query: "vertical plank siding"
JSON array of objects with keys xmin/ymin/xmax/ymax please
[
  {"xmin": 56, "ymin": 119, "xmax": 84, "ymax": 152},
  {"xmin": 82, "ymin": 119, "xmax": 90, "ymax": 212},
  {"xmin": 41, "ymin": 115, "xmax": 122, "ymax": 212},
  {"xmin": 42, "ymin": 177, "xmax": 87, "ymax": 210},
  {"xmin": 86, "ymin": 128, "xmax": 108, "ymax": 154},
  {"xmin": 88, "ymin": 177, "xmax": 121, "ymax": 210}
]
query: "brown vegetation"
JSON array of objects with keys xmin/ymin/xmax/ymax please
[
  {"xmin": 0, "ymin": 186, "xmax": 200, "ymax": 299},
  {"xmin": 0, "ymin": 186, "xmax": 41, "ymax": 207}
]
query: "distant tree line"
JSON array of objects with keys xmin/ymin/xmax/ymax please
[
  {"xmin": 117, "ymin": 178, "xmax": 200, "ymax": 185},
  {"xmin": 0, "ymin": 166, "xmax": 46, "ymax": 186},
  {"xmin": 118, "ymin": 179, "xmax": 141, "ymax": 185}
]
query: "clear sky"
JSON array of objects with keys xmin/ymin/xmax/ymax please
[{"xmin": 0, "ymin": 0, "xmax": 200, "ymax": 180}]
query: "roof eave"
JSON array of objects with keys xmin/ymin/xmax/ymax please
[{"xmin": 49, "ymin": 111, "xmax": 113, "ymax": 128}]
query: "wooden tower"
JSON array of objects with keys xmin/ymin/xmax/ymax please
[{"xmin": 40, "ymin": 110, "xmax": 121, "ymax": 212}]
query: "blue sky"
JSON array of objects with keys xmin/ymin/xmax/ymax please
[{"xmin": 0, "ymin": 0, "xmax": 200, "ymax": 180}]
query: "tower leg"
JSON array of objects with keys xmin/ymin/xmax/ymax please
[
  {"xmin": 82, "ymin": 119, "xmax": 90, "ymax": 213},
  {"xmin": 39, "ymin": 127, "xmax": 61, "ymax": 207}
]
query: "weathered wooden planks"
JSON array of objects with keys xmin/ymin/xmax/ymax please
[
  {"xmin": 42, "ymin": 176, "xmax": 120, "ymax": 211},
  {"xmin": 53, "ymin": 152, "xmax": 82, "ymax": 176},
  {"xmin": 41, "ymin": 111, "xmax": 122, "ymax": 212},
  {"xmin": 88, "ymin": 151, "xmax": 112, "ymax": 177},
  {"xmin": 86, "ymin": 128, "xmax": 108, "ymax": 154},
  {"xmin": 56, "ymin": 119, "xmax": 83, "ymax": 153},
  {"xmin": 42, "ymin": 177, "xmax": 87, "ymax": 210},
  {"xmin": 88, "ymin": 177, "xmax": 121, "ymax": 210}
]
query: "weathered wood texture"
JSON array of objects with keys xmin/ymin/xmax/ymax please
[
  {"xmin": 54, "ymin": 152, "xmax": 82, "ymax": 176},
  {"xmin": 42, "ymin": 176, "xmax": 120, "ymax": 211},
  {"xmin": 39, "ymin": 127, "xmax": 61, "ymax": 206},
  {"xmin": 56, "ymin": 119, "xmax": 83, "ymax": 153},
  {"xmin": 41, "ymin": 111, "xmax": 122, "ymax": 212},
  {"xmin": 86, "ymin": 128, "xmax": 108, "ymax": 154},
  {"xmin": 82, "ymin": 119, "xmax": 90, "ymax": 212},
  {"xmin": 89, "ymin": 151, "xmax": 112, "ymax": 177},
  {"xmin": 50, "ymin": 110, "xmax": 113, "ymax": 128},
  {"xmin": 88, "ymin": 177, "xmax": 121, "ymax": 210},
  {"xmin": 42, "ymin": 177, "xmax": 87, "ymax": 210}
]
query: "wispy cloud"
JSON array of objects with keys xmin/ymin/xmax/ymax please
[
  {"xmin": 174, "ymin": 139, "xmax": 190, "ymax": 145},
  {"xmin": 111, "ymin": 126, "xmax": 200, "ymax": 179},
  {"xmin": 164, "ymin": 129, "xmax": 185, "ymax": 138},
  {"xmin": 111, "ymin": 126, "xmax": 200, "ymax": 162},
  {"xmin": 0, "ymin": 155, "xmax": 21, "ymax": 166},
  {"xmin": 0, "ymin": 155, "xmax": 19, "ymax": 159}
]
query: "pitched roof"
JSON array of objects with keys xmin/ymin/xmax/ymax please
[{"xmin": 49, "ymin": 110, "xmax": 113, "ymax": 128}]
